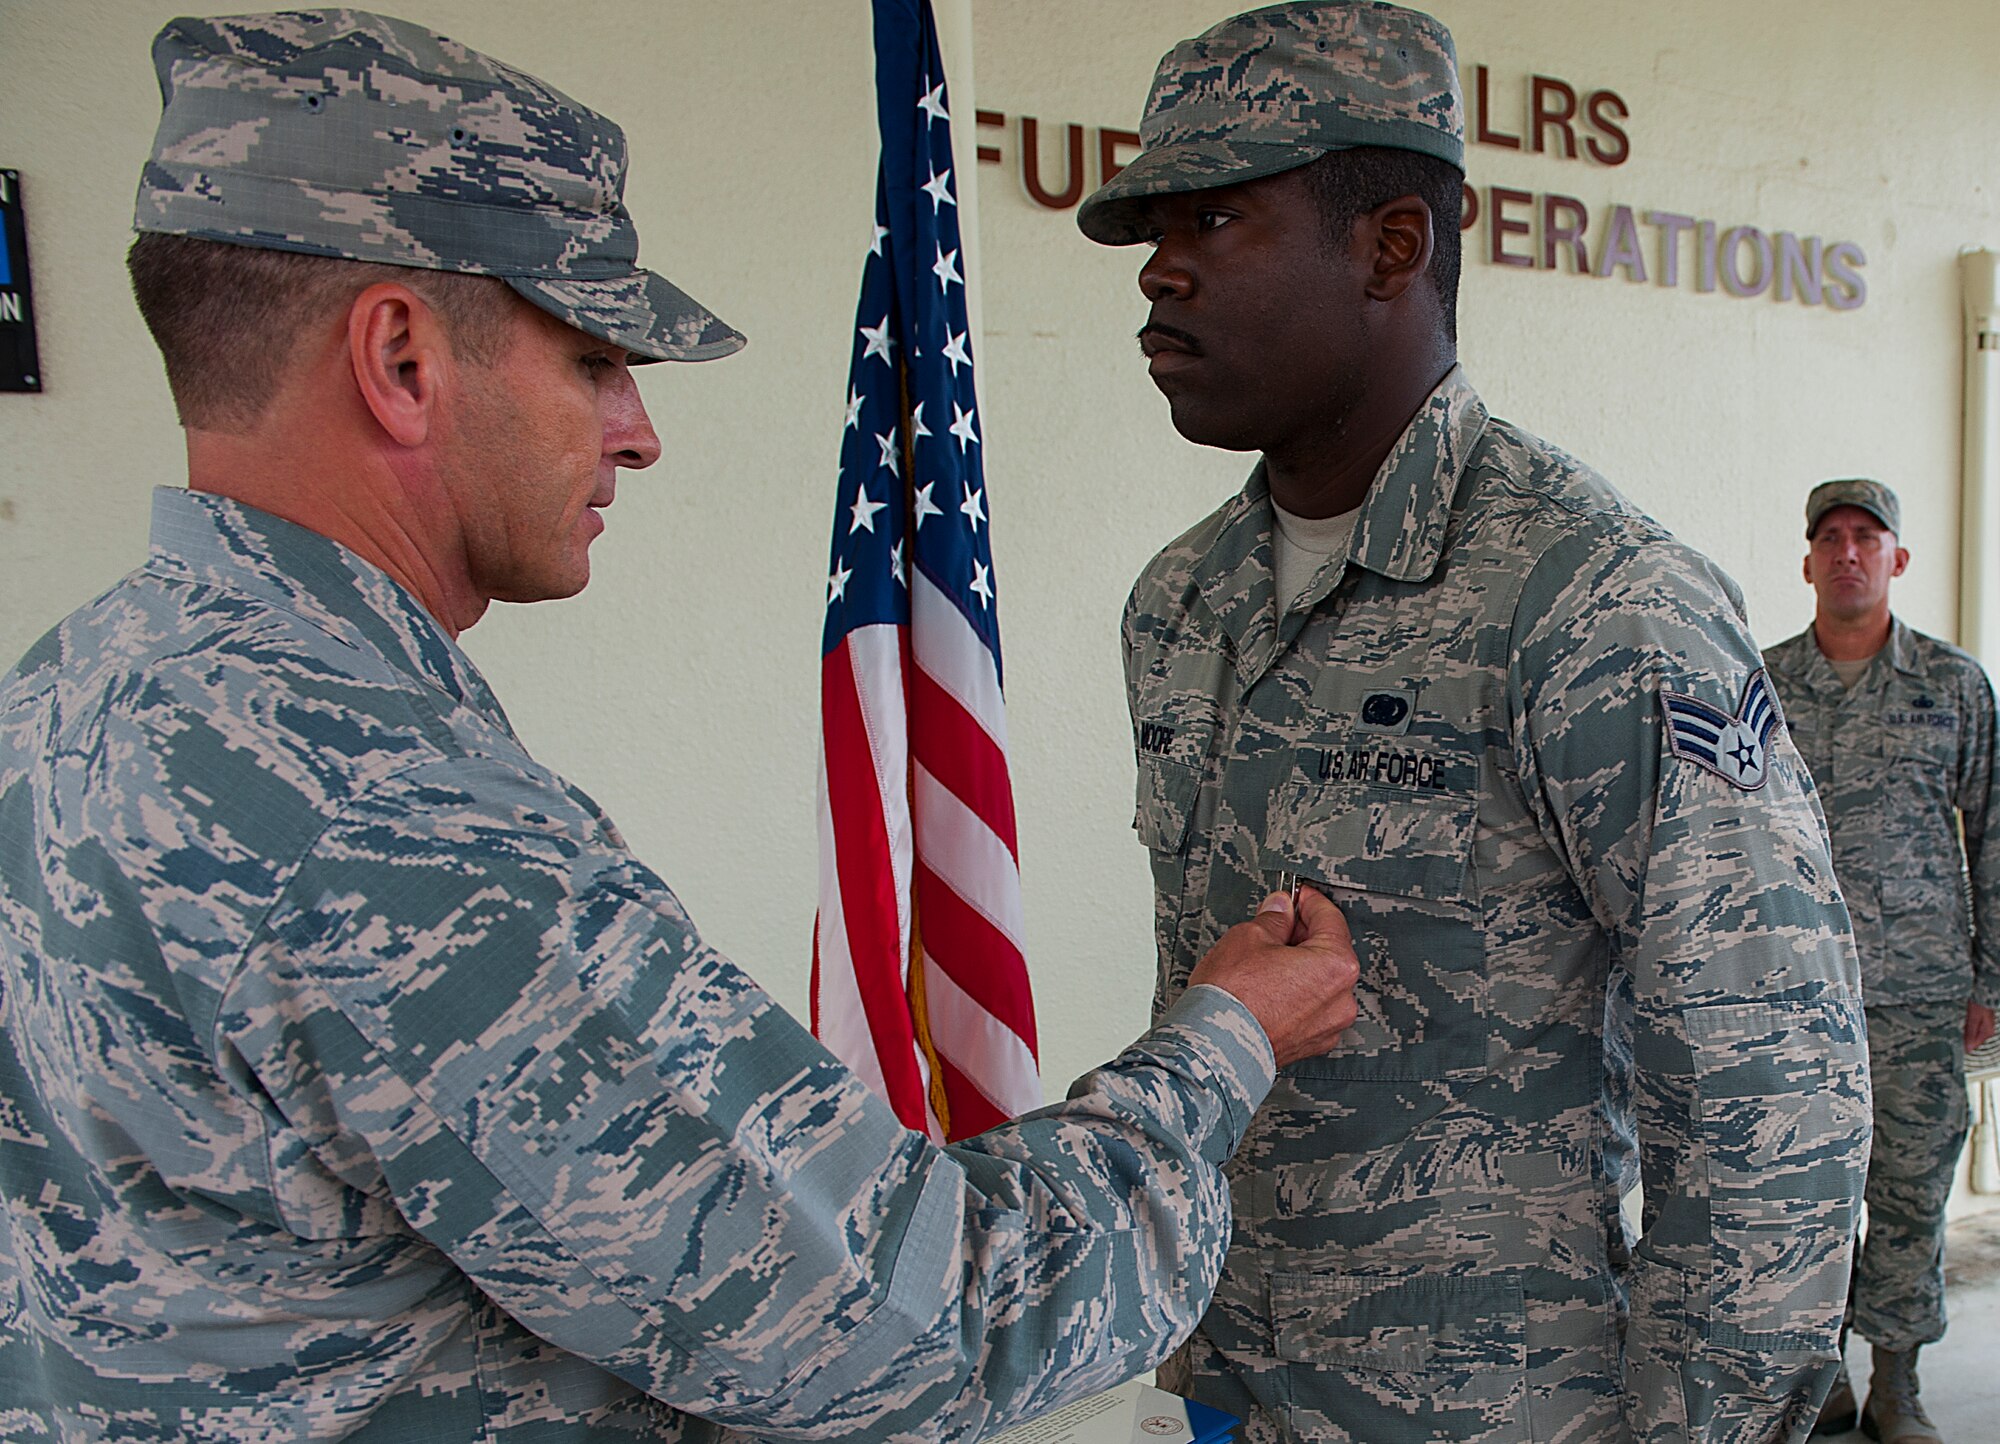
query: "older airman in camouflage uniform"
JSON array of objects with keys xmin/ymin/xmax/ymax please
[
  {"xmin": 1764, "ymin": 480, "xmax": 2000, "ymax": 1442},
  {"xmin": 0, "ymin": 12, "xmax": 1368, "ymax": 1442},
  {"xmin": 1080, "ymin": 5, "xmax": 1870, "ymax": 1441}
]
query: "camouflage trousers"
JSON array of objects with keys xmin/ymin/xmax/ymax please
[{"xmin": 1850, "ymin": 1000, "xmax": 1970, "ymax": 1350}]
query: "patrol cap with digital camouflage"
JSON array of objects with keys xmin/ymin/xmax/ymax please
[
  {"xmin": 134, "ymin": 9, "xmax": 743, "ymax": 363},
  {"xmin": 1806, "ymin": 478, "xmax": 1902, "ymax": 538},
  {"xmin": 1077, "ymin": 1, "xmax": 1465, "ymax": 246}
]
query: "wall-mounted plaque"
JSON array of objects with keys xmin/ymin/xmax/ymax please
[{"xmin": 2, "ymin": 169, "xmax": 43, "ymax": 393}]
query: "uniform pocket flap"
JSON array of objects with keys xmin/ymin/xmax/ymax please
[
  {"xmin": 1880, "ymin": 869, "xmax": 1959, "ymax": 913},
  {"xmin": 1265, "ymin": 785, "xmax": 1476, "ymax": 904},
  {"xmin": 1884, "ymin": 705, "xmax": 1958, "ymax": 759},
  {"xmin": 1269, "ymin": 1272, "xmax": 1526, "ymax": 1373},
  {"xmin": 1133, "ymin": 756, "xmax": 1200, "ymax": 854}
]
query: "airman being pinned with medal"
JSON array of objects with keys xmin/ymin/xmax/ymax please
[{"xmin": 1084, "ymin": 3, "xmax": 1871, "ymax": 1438}]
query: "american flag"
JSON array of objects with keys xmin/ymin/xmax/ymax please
[{"xmin": 810, "ymin": 0, "xmax": 1041, "ymax": 1141}]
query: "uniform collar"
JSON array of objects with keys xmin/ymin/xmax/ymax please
[
  {"xmin": 1788, "ymin": 627, "xmax": 1849, "ymax": 696},
  {"xmin": 144, "ymin": 487, "xmax": 511, "ymax": 728},
  {"xmin": 1885, "ymin": 615, "xmax": 1925, "ymax": 678},
  {"xmin": 1191, "ymin": 366, "xmax": 1488, "ymax": 690},
  {"xmin": 1348, "ymin": 365, "xmax": 1489, "ymax": 584},
  {"xmin": 1799, "ymin": 615, "xmax": 1922, "ymax": 694}
]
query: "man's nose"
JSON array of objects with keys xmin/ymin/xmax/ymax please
[
  {"xmin": 605, "ymin": 368, "xmax": 662, "ymax": 470},
  {"xmin": 1139, "ymin": 247, "xmax": 1194, "ymax": 303}
]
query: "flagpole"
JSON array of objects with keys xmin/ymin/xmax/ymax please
[
  {"xmin": 891, "ymin": 0, "xmax": 971, "ymax": 1141},
  {"xmin": 929, "ymin": 0, "xmax": 984, "ymax": 387},
  {"xmin": 895, "ymin": 362, "xmax": 954, "ymax": 1136},
  {"xmin": 815, "ymin": 0, "xmax": 1039, "ymax": 1146}
]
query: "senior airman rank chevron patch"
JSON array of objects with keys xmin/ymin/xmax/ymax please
[{"xmin": 1660, "ymin": 668, "xmax": 1780, "ymax": 790}]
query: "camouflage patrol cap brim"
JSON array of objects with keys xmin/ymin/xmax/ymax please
[
  {"xmin": 506, "ymin": 272, "xmax": 742, "ymax": 364},
  {"xmin": 1079, "ymin": 1, "xmax": 1465, "ymax": 246},
  {"xmin": 1806, "ymin": 478, "xmax": 1902, "ymax": 538},
  {"xmin": 134, "ymin": 10, "xmax": 744, "ymax": 363},
  {"xmin": 1079, "ymin": 140, "xmax": 1335, "ymax": 245}
]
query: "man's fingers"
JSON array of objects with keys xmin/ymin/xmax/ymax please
[
  {"xmin": 1968, "ymin": 1001, "xmax": 1997, "ymax": 1051},
  {"xmin": 1186, "ymin": 889, "xmax": 1363, "ymax": 1067},
  {"xmin": 1247, "ymin": 890, "xmax": 1296, "ymax": 941},
  {"xmin": 1255, "ymin": 890, "xmax": 1291, "ymax": 917},
  {"xmin": 1294, "ymin": 886, "xmax": 1353, "ymax": 951}
]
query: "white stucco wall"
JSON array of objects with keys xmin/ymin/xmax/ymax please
[{"xmin": 3, "ymin": 0, "xmax": 1998, "ymax": 1206}]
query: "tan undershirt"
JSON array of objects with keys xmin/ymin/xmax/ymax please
[
  {"xmin": 1272, "ymin": 501, "xmax": 1361, "ymax": 615},
  {"xmin": 1826, "ymin": 649, "xmax": 1879, "ymax": 691}
]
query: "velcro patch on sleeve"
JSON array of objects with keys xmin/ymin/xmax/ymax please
[{"xmin": 1660, "ymin": 668, "xmax": 1781, "ymax": 791}]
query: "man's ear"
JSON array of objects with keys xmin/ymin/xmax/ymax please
[
  {"xmin": 347, "ymin": 282, "xmax": 452, "ymax": 448},
  {"xmin": 1364, "ymin": 194, "xmax": 1433, "ymax": 303},
  {"xmin": 1892, "ymin": 545, "xmax": 1910, "ymax": 579}
]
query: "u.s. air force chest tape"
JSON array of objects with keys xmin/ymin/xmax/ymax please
[
  {"xmin": 979, "ymin": 1380, "xmax": 1237, "ymax": 1444},
  {"xmin": 1884, "ymin": 692, "xmax": 1958, "ymax": 732},
  {"xmin": 1661, "ymin": 668, "xmax": 1783, "ymax": 790}
]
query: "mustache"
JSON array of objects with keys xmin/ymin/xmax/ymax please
[{"xmin": 1136, "ymin": 322, "xmax": 1203, "ymax": 356}]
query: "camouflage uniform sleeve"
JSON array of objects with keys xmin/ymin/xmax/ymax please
[
  {"xmin": 1507, "ymin": 528, "xmax": 1869, "ymax": 1443},
  {"xmin": 1955, "ymin": 660, "xmax": 2000, "ymax": 1010},
  {"xmin": 227, "ymin": 755, "xmax": 1273, "ymax": 1442}
]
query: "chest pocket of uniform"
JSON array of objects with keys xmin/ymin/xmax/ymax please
[
  {"xmin": 1880, "ymin": 718, "xmax": 1962, "ymax": 919},
  {"xmin": 1132, "ymin": 696, "xmax": 1216, "ymax": 852},
  {"xmin": 1134, "ymin": 754, "xmax": 1202, "ymax": 1005},
  {"xmin": 1133, "ymin": 743, "xmax": 1207, "ymax": 957},
  {"xmin": 1886, "ymin": 717, "xmax": 1956, "ymax": 771},
  {"xmin": 1134, "ymin": 755, "xmax": 1200, "ymax": 854},
  {"xmin": 1263, "ymin": 778, "xmax": 1488, "ymax": 1081}
]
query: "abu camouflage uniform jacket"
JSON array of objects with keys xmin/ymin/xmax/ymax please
[
  {"xmin": 0, "ymin": 488, "xmax": 1277, "ymax": 1443},
  {"xmin": 1764, "ymin": 620, "xmax": 2000, "ymax": 1010},
  {"xmin": 1124, "ymin": 368, "xmax": 1869, "ymax": 1444}
]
